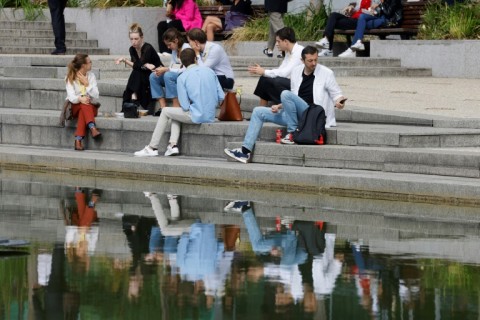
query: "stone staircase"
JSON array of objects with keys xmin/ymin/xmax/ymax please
[{"xmin": 0, "ymin": 20, "xmax": 109, "ymax": 55}]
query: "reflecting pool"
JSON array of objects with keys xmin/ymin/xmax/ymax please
[{"xmin": 1, "ymin": 170, "xmax": 480, "ymax": 320}]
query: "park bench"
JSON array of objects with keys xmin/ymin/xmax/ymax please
[
  {"xmin": 198, "ymin": 4, "xmax": 265, "ymax": 40},
  {"xmin": 332, "ymin": 1, "xmax": 428, "ymax": 43}
]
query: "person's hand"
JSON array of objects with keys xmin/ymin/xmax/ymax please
[
  {"xmin": 271, "ymin": 104, "xmax": 282, "ymax": 113},
  {"xmin": 79, "ymin": 95, "xmax": 91, "ymax": 105},
  {"xmin": 144, "ymin": 63, "xmax": 155, "ymax": 71},
  {"xmin": 248, "ymin": 64, "xmax": 265, "ymax": 76},
  {"xmin": 76, "ymin": 72, "xmax": 89, "ymax": 87},
  {"xmin": 115, "ymin": 57, "xmax": 125, "ymax": 65},
  {"xmin": 154, "ymin": 67, "xmax": 168, "ymax": 76},
  {"xmin": 335, "ymin": 96, "xmax": 347, "ymax": 109}
]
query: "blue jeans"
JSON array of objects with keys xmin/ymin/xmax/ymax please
[
  {"xmin": 149, "ymin": 71, "xmax": 179, "ymax": 99},
  {"xmin": 242, "ymin": 90, "xmax": 308, "ymax": 151},
  {"xmin": 352, "ymin": 14, "xmax": 387, "ymax": 44}
]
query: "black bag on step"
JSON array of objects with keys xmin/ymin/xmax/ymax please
[
  {"xmin": 122, "ymin": 102, "xmax": 139, "ymax": 118},
  {"xmin": 292, "ymin": 104, "xmax": 327, "ymax": 145}
]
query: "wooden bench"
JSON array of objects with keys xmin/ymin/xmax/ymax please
[
  {"xmin": 198, "ymin": 4, "xmax": 265, "ymax": 40},
  {"xmin": 333, "ymin": 1, "xmax": 428, "ymax": 43}
]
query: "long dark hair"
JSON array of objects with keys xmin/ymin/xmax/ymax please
[
  {"xmin": 66, "ymin": 53, "xmax": 89, "ymax": 84},
  {"xmin": 162, "ymin": 28, "xmax": 186, "ymax": 50}
]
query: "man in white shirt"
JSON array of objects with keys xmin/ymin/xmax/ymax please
[
  {"xmin": 187, "ymin": 28, "xmax": 235, "ymax": 90},
  {"xmin": 248, "ymin": 27, "xmax": 304, "ymax": 106}
]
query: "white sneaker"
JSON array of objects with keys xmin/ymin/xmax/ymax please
[
  {"xmin": 164, "ymin": 145, "xmax": 179, "ymax": 156},
  {"xmin": 319, "ymin": 49, "xmax": 333, "ymax": 57},
  {"xmin": 280, "ymin": 133, "xmax": 295, "ymax": 145},
  {"xmin": 350, "ymin": 40, "xmax": 365, "ymax": 51},
  {"xmin": 134, "ymin": 146, "xmax": 158, "ymax": 157},
  {"xmin": 338, "ymin": 48, "xmax": 356, "ymax": 58},
  {"xmin": 315, "ymin": 37, "xmax": 329, "ymax": 49}
]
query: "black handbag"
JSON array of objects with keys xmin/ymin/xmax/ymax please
[{"xmin": 122, "ymin": 102, "xmax": 139, "ymax": 118}]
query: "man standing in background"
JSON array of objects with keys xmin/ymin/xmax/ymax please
[
  {"xmin": 48, "ymin": 0, "xmax": 67, "ymax": 55},
  {"xmin": 263, "ymin": 0, "xmax": 289, "ymax": 58}
]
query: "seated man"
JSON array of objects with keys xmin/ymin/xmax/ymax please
[
  {"xmin": 224, "ymin": 46, "xmax": 347, "ymax": 164},
  {"xmin": 134, "ymin": 48, "xmax": 224, "ymax": 157},
  {"xmin": 248, "ymin": 27, "xmax": 304, "ymax": 106},
  {"xmin": 187, "ymin": 28, "xmax": 235, "ymax": 90}
]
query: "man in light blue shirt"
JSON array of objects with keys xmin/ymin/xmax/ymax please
[
  {"xmin": 187, "ymin": 28, "xmax": 235, "ymax": 90},
  {"xmin": 135, "ymin": 48, "xmax": 224, "ymax": 157}
]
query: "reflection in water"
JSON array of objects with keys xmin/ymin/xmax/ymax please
[{"xmin": 1, "ymin": 182, "xmax": 480, "ymax": 319}]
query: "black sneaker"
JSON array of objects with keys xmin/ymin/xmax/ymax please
[
  {"xmin": 262, "ymin": 48, "xmax": 273, "ymax": 58},
  {"xmin": 224, "ymin": 147, "xmax": 251, "ymax": 164},
  {"xmin": 51, "ymin": 49, "xmax": 66, "ymax": 55}
]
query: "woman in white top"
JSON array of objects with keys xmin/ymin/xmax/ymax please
[
  {"xmin": 149, "ymin": 28, "xmax": 191, "ymax": 114},
  {"xmin": 65, "ymin": 54, "xmax": 101, "ymax": 151}
]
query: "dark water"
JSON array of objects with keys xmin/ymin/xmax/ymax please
[{"xmin": 1, "ymin": 171, "xmax": 480, "ymax": 320}]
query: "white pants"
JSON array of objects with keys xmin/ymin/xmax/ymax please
[{"xmin": 149, "ymin": 107, "xmax": 195, "ymax": 148}]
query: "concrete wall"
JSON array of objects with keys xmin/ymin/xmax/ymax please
[{"xmin": 371, "ymin": 40, "xmax": 480, "ymax": 79}]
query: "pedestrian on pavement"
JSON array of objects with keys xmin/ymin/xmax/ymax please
[
  {"xmin": 224, "ymin": 46, "xmax": 347, "ymax": 164},
  {"xmin": 48, "ymin": 0, "xmax": 67, "ymax": 55},
  {"xmin": 134, "ymin": 48, "xmax": 224, "ymax": 157},
  {"xmin": 248, "ymin": 27, "xmax": 304, "ymax": 106}
]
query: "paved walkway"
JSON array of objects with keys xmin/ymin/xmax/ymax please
[{"xmin": 235, "ymin": 76, "xmax": 480, "ymax": 119}]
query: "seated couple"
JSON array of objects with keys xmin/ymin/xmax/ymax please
[
  {"xmin": 134, "ymin": 48, "xmax": 224, "ymax": 157},
  {"xmin": 225, "ymin": 45, "xmax": 347, "ymax": 164}
]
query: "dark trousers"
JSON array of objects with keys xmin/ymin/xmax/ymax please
[
  {"xmin": 48, "ymin": 0, "xmax": 67, "ymax": 51},
  {"xmin": 217, "ymin": 75, "xmax": 235, "ymax": 91},
  {"xmin": 323, "ymin": 12, "xmax": 358, "ymax": 50},
  {"xmin": 157, "ymin": 20, "xmax": 185, "ymax": 53},
  {"xmin": 253, "ymin": 76, "xmax": 290, "ymax": 104}
]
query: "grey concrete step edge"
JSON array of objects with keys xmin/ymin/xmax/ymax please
[
  {"xmin": 226, "ymin": 141, "xmax": 480, "ymax": 179},
  {"xmin": 0, "ymin": 48, "xmax": 110, "ymax": 55},
  {"xmin": 0, "ymin": 144, "xmax": 479, "ymax": 204},
  {"xmin": 1, "ymin": 30, "xmax": 88, "ymax": 39},
  {"xmin": 0, "ymin": 39, "xmax": 98, "ymax": 46},
  {"xmin": 0, "ymin": 21, "xmax": 76, "ymax": 31}
]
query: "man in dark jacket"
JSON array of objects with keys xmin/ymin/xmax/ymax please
[{"xmin": 264, "ymin": 0, "xmax": 288, "ymax": 57}]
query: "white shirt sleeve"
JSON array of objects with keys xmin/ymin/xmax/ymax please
[{"xmin": 264, "ymin": 43, "xmax": 304, "ymax": 79}]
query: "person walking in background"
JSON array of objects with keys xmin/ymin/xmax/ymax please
[
  {"xmin": 248, "ymin": 27, "xmax": 303, "ymax": 106},
  {"xmin": 315, "ymin": 0, "xmax": 372, "ymax": 57},
  {"xmin": 115, "ymin": 23, "xmax": 162, "ymax": 113},
  {"xmin": 157, "ymin": 0, "xmax": 202, "ymax": 54},
  {"xmin": 150, "ymin": 28, "xmax": 191, "ymax": 113},
  {"xmin": 339, "ymin": 0, "xmax": 403, "ymax": 58},
  {"xmin": 224, "ymin": 46, "xmax": 347, "ymax": 164},
  {"xmin": 134, "ymin": 48, "xmax": 224, "ymax": 157},
  {"xmin": 65, "ymin": 54, "xmax": 101, "ymax": 151},
  {"xmin": 202, "ymin": 0, "xmax": 253, "ymax": 41},
  {"xmin": 263, "ymin": 0, "xmax": 288, "ymax": 58},
  {"xmin": 48, "ymin": 0, "xmax": 67, "ymax": 55},
  {"xmin": 187, "ymin": 28, "xmax": 235, "ymax": 90}
]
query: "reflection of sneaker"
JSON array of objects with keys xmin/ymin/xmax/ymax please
[
  {"xmin": 143, "ymin": 191, "xmax": 155, "ymax": 198},
  {"xmin": 224, "ymin": 148, "xmax": 251, "ymax": 164},
  {"xmin": 280, "ymin": 133, "xmax": 295, "ymax": 145},
  {"xmin": 224, "ymin": 201, "xmax": 250, "ymax": 213},
  {"xmin": 338, "ymin": 48, "xmax": 356, "ymax": 58},
  {"xmin": 167, "ymin": 194, "xmax": 177, "ymax": 200},
  {"xmin": 319, "ymin": 49, "xmax": 333, "ymax": 57},
  {"xmin": 134, "ymin": 146, "xmax": 158, "ymax": 157},
  {"xmin": 350, "ymin": 40, "xmax": 365, "ymax": 51},
  {"xmin": 164, "ymin": 145, "xmax": 179, "ymax": 156},
  {"xmin": 315, "ymin": 37, "xmax": 329, "ymax": 49}
]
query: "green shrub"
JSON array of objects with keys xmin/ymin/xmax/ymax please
[{"xmin": 418, "ymin": 0, "xmax": 480, "ymax": 39}]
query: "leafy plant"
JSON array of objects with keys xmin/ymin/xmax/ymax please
[{"xmin": 418, "ymin": 0, "xmax": 480, "ymax": 39}]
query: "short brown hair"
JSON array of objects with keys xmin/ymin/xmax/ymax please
[
  {"xmin": 187, "ymin": 28, "xmax": 207, "ymax": 44},
  {"xmin": 180, "ymin": 48, "xmax": 196, "ymax": 67}
]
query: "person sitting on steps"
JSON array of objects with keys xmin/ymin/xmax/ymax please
[
  {"xmin": 65, "ymin": 54, "xmax": 101, "ymax": 151},
  {"xmin": 224, "ymin": 46, "xmax": 347, "ymax": 164}
]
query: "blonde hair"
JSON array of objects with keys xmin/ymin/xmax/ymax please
[
  {"xmin": 129, "ymin": 23, "xmax": 143, "ymax": 37},
  {"xmin": 66, "ymin": 53, "xmax": 89, "ymax": 84}
]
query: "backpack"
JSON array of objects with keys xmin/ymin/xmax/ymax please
[{"xmin": 292, "ymin": 104, "xmax": 327, "ymax": 145}]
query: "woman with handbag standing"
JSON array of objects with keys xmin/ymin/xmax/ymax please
[
  {"xmin": 115, "ymin": 23, "xmax": 163, "ymax": 113},
  {"xmin": 338, "ymin": 0, "xmax": 403, "ymax": 57},
  {"xmin": 66, "ymin": 54, "xmax": 101, "ymax": 151},
  {"xmin": 201, "ymin": 0, "xmax": 253, "ymax": 41},
  {"xmin": 157, "ymin": 0, "xmax": 203, "ymax": 54}
]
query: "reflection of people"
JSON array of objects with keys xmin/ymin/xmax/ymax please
[
  {"xmin": 225, "ymin": 46, "xmax": 347, "ymax": 163},
  {"xmin": 248, "ymin": 27, "xmax": 304, "ymax": 106},
  {"xmin": 115, "ymin": 23, "xmax": 163, "ymax": 111},
  {"xmin": 48, "ymin": 0, "xmax": 67, "ymax": 55},
  {"xmin": 134, "ymin": 48, "xmax": 224, "ymax": 157},
  {"xmin": 150, "ymin": 28, "xmax": 191, "ymax": 112},
  {"xmin": 66, "ymin": 54, "xmax": 101, "ymax": 151}
]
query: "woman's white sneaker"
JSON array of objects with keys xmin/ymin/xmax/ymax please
[
  {"xmin": 338, "ymin": 48, "xmax": 356, "ymax": 58},
  {"xmin": 350, "ymin": 40, "xmax": 365, "ymax": 51},
  {"xmin": 164, "ymin": 145, "xmax": 180, "ymax": 156},
  {"xmin": 134, "ymin": 146, "xmax": 158, "ymax": 157},
  {"xmin": 315, "ymin": 37, "xmax": 329, "ymax": 49}
]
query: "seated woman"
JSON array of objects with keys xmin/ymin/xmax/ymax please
[
  {"xmin": 115, "ymin": 23, "xmax": 163, "ymax": 113},
  {"xmin": 202, "ymin": 0, "xmax": 253, "ymax": 41},
  {"xmin": 157, "ymin": 0, "xmax": 202, "ymax": 54},
  {"xmin": 149, "ymin": 28, "xmax": 191, "ymax": 113},
  {"xmin": 65, "ymin": 54, "xmax": 101, "ymax": 151},
  {"xmin": 315, "ymin": 0, "xmax": 372, "ymax": 57},
  {"xmin": 338, "ymin": 0, "xmax": 403, "ymax": 57}
]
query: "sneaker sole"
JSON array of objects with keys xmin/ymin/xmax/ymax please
[
  {"xmin": 134, "ymin": 153, "xmax": 158, "ymax": 157},
  {"xmin": 224, "ymin": 149, "xmax": 248, "ymax": 164},
  {"xmin": 350, "ymin": 46, "xmax": 365, "ymax": 52},
  {"xmin": 165, "ymin": 152, "xmax": 180, "ymax": 156},
  {"xmin": 315, "ymin": 42, "xmax": 329, "ymax": 49}
]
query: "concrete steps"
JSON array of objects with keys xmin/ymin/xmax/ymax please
[{"xmin": 0, "ymin": 20, "xmax": 109, "ymax": 55}]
